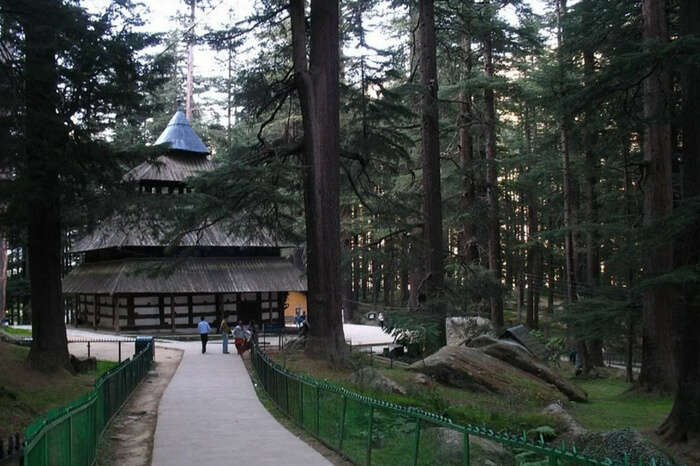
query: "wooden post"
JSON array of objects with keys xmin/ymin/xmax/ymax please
[
  {"xmin": 187, "ymin": 295, "xmax": 193, "ymax": 326},
  {"xmin": 94, "ymin": 294, "xmax": 99, "ymax": 329},
  {"xmin": 215, "ymin": 293, "xmax": 223, "ymax": 324},
  {"xmin": 158, "ymin": 295, "xmax": 165, "ymax": 328},
  {"xmin": 127, "ymin": 295, "xmax": 135, "ymax": 328},
  {"xmin": 171, "ymin": 294, "xmax": 176, "ymax": 333},
  {"xmin": 113, "ymin": 294, "xmax": 120, "ymax": 332}
]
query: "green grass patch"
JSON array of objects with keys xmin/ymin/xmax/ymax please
[
  {"xmin": 1, "ymin": 326, "xmax": 32, "ymax": 336},
  {"xmin": 569, "ymin": 376, "xmax": 672, "ymax": 432},
  {"xmin": 0, "ymin": 341, "xmax": 119, "ymax": 440},
  {"xmin": 273, "ymin": 352, "xmax": 560, "ymax": 434}
]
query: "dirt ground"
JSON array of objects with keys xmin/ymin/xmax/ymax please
[{"xmin": 95, "ymin": 347, "xmax": 183, "ymax": 466}]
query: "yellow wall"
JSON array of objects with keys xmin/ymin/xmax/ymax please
[{"xmin": 284, "ymin": 291, "xmax": 307, "ymax": 324}]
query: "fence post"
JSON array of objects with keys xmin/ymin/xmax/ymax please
[
  {"xmin": 366, "ymin": 405, "xmax": 374, "ymax": 466},
  {"xmin": 285, "ymin": 373, "xmax": 289, "ymax": 414},
  {"xmin": 43, "ymin": 432, "xmax": 47, "ymax": 466},
  {"xmin": 315, "ymin": 385, "xmax": 320, "ymax": 437},
  {"xmin": 299, "ymin": 381, "xmax": 304, "ymax": 427},
  {"xmin": 338, "ymin": 395, "xmax": 347, "ymax": 450},
  {"xmin": 413, "ymin": 418, "xmax": 421, "ymax": 466},
  {"xmin": 87, "ymin": 341, "xmax": 91, "ymax": 359},
  {"xmin": 118, "ymin": 341, "xmax": 121, "ymax": 363},
  {"xmin": 463, "ymin": 430, "xmax": 470, "ymax": 466},
  {"xmin": 68, "ymin": 412, "xmax": 73, "ymax": 462}
]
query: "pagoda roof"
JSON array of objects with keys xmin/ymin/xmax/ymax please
[
  {"xmin": 153, "ymin": 111, "xmax": 209, "ymax": 154},
  {"xmin": 62, "ymin": 256, "xmax": 307, "ymax": 295},
  {"xmin": 125, "ymin": 154, "xmax": 216, "ymax": 183},
  {"xmin": 71, "ymin": 216, "xmax": 291, "ymax": 253}
]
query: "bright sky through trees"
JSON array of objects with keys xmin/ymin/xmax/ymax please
[{"xmin": 82, "ymin": 0, "xmax": 558, "ymax": 124}]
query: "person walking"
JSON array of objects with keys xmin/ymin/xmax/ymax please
[
  {"xmin": 232, "ymin": 321, "xmax": 246, "ymax": 355},
  {"xmin": 198, "ymin": 316, "xmax": 211, "ymax": 354},
  {"xmin": 219, "ymin": 318, "xmax": 231, "ymax": 354}
]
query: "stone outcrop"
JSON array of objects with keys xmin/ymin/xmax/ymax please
[
  {"xmin": 409, "ymin": 346, "xmax": 562, "ymax": 400},
  {"xmin": 542, "ymin": 402, "xmax": 587, "ymax": 437},
  {"xmin": 427, "ymin": 427, "xmax": 515, "ymax": 466},
  {"xmin": 445, "ymin": 316, "xmax": 494, "ymax": 346},
  {"xmin": 471, "ymin": 336, "xmax": 587, "ymax": 402}
]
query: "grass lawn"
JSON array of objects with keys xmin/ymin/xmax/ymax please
[
  {"xmin": 0, "ymin": 341, "xmax": 118, "ymax": 440},
  {"xmin": 1, "ymin": 326, "xmax": 32, "ymax": 337},
  {"xmin": 261, "ymin": 350, "xmax": 679, "ymax": 465},
  {"xmin": 272, "ymin": 351, "xmax": 672, "ymax": 438},
  {"xmin": 569, "ymin": 375, "xmax": 672, "ymax": 432},
  {"xmin": 272, "ymin": 351, "xmax": 556, "ymax": 434}
]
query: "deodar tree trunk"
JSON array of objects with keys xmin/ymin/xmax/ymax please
[
  {"xmin": 290, "ymin": 0, "xmax": 346, "ymax": 361},
  {"xmin": 460, "ymin": 21, "xmax": 478, "ymax": 266},
  {"xmin": 657, "ymin": 0, "xmax": 700, "ymax": 444},
  {"xmin": 638, "ymin": 0, "xmax": 676, "ymax": 393},
  {"xmin": 582, "ymin": 4, "xmax": 603, "ymax": 366},
  {"xmin": 22, "ymin": 1, "xmax": 70, "ymax": 371},
  {"xmin": 419, "ymin": 0, "xmax": 444, "ymax": 311},
  {"xmin": 484, "ymin": 3, "xmax": 504, "ymax": 328},
  {"xmin": 0, "ymin": 235, "xmax": 6, "ymax": 324}
]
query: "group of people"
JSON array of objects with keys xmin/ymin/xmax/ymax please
[{"xmin": 197, "ymin": 316, "xmax": 255, "ymax": 355}]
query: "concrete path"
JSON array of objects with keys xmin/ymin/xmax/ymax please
[{"xmin": 151, "ymin": 341, "xmax": 332, "ymax": 466}]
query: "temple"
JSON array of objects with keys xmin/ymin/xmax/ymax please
[{"xmin": 62, "ymin": 111, "xmax": 307, "ymax": 332}]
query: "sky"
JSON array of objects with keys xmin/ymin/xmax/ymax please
[{"xmin": 83, "ymin": 0, "xmax": 558, "ymax": 124}]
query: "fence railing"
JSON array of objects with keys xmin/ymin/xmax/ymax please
[
  {"xmin": 22, "ymin": 340, "xmax": 154, "ymax": 466},
  {"xmin": 251, "ymin": 343, "xmax": 671, "ymax": 466}
]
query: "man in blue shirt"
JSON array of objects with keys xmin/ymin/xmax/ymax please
[{"xmin": 198, "ymin": 316, "xmax": 211, "ymax": 353}]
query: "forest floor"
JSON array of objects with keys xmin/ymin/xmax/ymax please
[{"xmin": 0, "ymin": 340, "xmax": 117, "ymax": 441}]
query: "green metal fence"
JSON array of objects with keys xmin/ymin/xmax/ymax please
[
  {"xmin": 22, "ymin": 340, "xmax": 154, "ymax": 466},
  {"xmin": 251, "ymin": 344, "xmax": 671, "ymax": 466}
]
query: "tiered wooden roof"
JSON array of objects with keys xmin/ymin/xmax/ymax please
[
  {"xmin": 62, "ymin": 257, "xmax": 307, "ymax": 295},
  {"xmin": 71, "ymin": 217, "xmax": 281, "ymax": 252}
]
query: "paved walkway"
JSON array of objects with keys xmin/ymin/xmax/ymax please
[{"xmin": 151, "ymin": 341, "xmax": 332, "ymax": 466}]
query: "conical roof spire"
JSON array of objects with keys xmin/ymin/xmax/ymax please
[{"xmin": 154, "ymin": 110, "xmax": 209, "ymax": 154}]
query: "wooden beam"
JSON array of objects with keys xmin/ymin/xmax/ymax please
[
  {"xmin": 187, "ymin": 294, "xmax": 193, "ymax": 326},
  {"xmin": 159, "ymin": 295, "xmax": 165, "ymax": 328},
  {"xmin": 94, "ymin": 294, "xmax": 98, "ymax": 329},
  {"xmin": 127, "ymin": 295, "xmax": 135, "ymax": 328},
  {"xmin": 113, "ymin": 294, "xmax": 120, "ymax": 333},
  {"xmin": 216, "ymin": 293, "xmax": 223, "ymax": 324},
  {"xmin": 171, "ymin": 294, "xmax": 176, "ymax": 333}
]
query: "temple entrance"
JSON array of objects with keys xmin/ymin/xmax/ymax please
[{"xmin": 238, "ymin": 300, "xmax": 259, "ymax": 325}]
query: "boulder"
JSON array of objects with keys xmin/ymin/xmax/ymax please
[
  {"xmin": 468, "ymin": 334, "xmax": 501, "ymax": 348},
  {"xmin": 574, "ymin": 428, "xmax": 674, "ymax": 465},
  {"xmin": 410, "ymin": 346, "xmax": 562, "ymax": 400},
  {"xmin": 426, "ymin": 427, "xmax": 515, "ymax": 465},
  {"xmin": 348, "ymin": 367, "xmax": 407, "ymax": 395},
  {"xmin": 445, "ymin": 316, "xmax": 494, "ymax": 346},
  {"xmin": 411, "ymin": 373, "xmax": 432, "ymax": 386},
  {"xmin": 542, "ymin": 402, "xmax": 587, "ymax": 437},
  {"xmin": 473, "ymin": 338, "xmax": 588, "ymax": 402}
]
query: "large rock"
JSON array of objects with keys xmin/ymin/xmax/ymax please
[
  {"xmin": 472, "ymin": 336, "xmax": 587, "ymax": 402},
  {"xmin": 348, "ymin": 367, "xmax": 407, "ymax": 395},
  {"xmin": 426, "ymin": 427, "xmax": 515, "ymax": 465},
  {"xmin": 410, "ymin": 346, "xmax": 562, "ymax": 400},
  {"xmin": 542, "ymin": 402, "xmax": 587, "ymax": 437},
  {"xmin": 445, "ymin": 316, "xmax": 494, "ymax": 346}
]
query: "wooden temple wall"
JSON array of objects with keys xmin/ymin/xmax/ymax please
[{"xmin": 74, "ymin": 291, "xmax": 287, "ymax": 331}]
